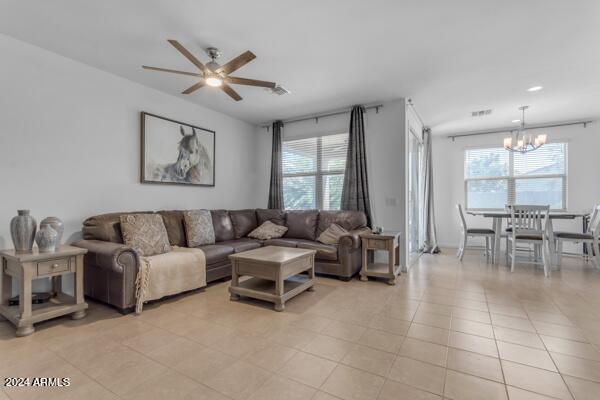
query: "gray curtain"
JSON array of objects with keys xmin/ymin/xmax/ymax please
[
  {"xmin": 268, "ymin": 121, "xmax": 284, "ymax": 209},
  {"xmin": 342, "ymin": 105, "xmax": 373, "ymax": 227},
  {"xmin": 420, "ymin": 128, "xmax": 440, "ymax": 253}
]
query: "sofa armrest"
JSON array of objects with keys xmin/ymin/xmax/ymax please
[
  {"xmin": 339, "ymin": 227, "xmax": 372, "ymax": 249},
  {"xmin": 72, "ymin": 239, "xmax": 139, "ymax": 274}
]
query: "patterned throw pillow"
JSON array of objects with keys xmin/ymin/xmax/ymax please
[
  {"xmin": 183, "ymin": 209, "xmax": 215, "ymax": 247},
  {"xmin": 120, "ymin": 214, "xmax": 171, "ymax": 256},
  {"xmin": 317, "ymin": 223, "xmax": 349, "ymax": 244},
  {"xmin": 248, "ymin": 221, "xmax": 288, "ymax": 240}
]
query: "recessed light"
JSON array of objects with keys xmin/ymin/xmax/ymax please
[
  {"xmin": 512, "ymin": 119, "xmax": 521, "ymax": 123},
  {"xmin": 527, "ymin": 86, "xmax": 543, "ymax": 92}
]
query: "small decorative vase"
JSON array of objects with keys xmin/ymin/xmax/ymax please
[
  {"xmin": 35, "ymin": 224, "xmax": 58, "ymax": 253},
  {"xmin": 41, "ymin": 217, "xmax": 64, "ymax": 248},
  {"xmin": 10, "ymin": 210, "xmax": 37, "ymax": 252}
]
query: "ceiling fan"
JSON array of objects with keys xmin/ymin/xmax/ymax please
[{"xmin": 142, "ymin": 40, "xmax": 276, "ymax": 101}]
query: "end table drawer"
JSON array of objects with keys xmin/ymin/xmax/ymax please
[
  {"xmin": 367, "ymin": 239, "xmax": 388, "ymax": 250},
  {"xmin": 37, "ymin": 258, "xmax": 70, "ymax": 276}
]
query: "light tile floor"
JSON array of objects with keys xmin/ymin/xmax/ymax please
[{"xmin": 2, "ymin": 249, "xmax": 600, "ymax": 399}]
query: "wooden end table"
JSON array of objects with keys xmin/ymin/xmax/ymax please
[
  {"xmin": 228, "ymin": 246, "xmax": 316, "ymax": 311},
  {"xmin": 0, "ymin": 245, "xmax": 88, "ymax": 337},
  {"xmin": 360, "ymin": 231, "xmax": 402, "ymax": 285}
]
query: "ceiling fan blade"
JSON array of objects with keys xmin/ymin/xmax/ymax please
[
  {"xmin": 220, "ymin": 83, "xmax": 242, "ymax": 101},
  {"xmin": 167, "ymin": 39, "xmax": 206, "ymax": 72},
  {"xmin": 226, "ymin": 76, "xmax": 276, "ymax": 88},
  {"xmin": 182, "ymin": 81, "xmax": 205, "ymax": 94},
  {"xmin": 216, "ymin": 51, "xmax": 256, "ymax": 75},
  {"xmin": 142, "ymin": 65, "xmax": 202, "ymax": 77}
]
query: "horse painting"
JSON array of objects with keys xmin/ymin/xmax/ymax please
[{"xmin": 142, "ymin": 113, "xmax": 215, "ymax": 186}]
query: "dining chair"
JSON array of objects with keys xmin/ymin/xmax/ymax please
[
  {"xmin": 554, "ymin": 205, "xmax": 600, "ymax": 268},
  {"xmin": 508, "ymin": 205, "xmax": 551, "ymax": 277},
  {"xmin": 456, "ymin": 204, "xmax": 496, "ymax": 262},
  {"xmin": 503, "ymin": 204, "xmax": 541, "ymax": 263}
]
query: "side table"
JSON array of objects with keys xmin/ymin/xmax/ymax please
[
  {"xmin": 0, "ymin": 245, "xmax": 88, "ymax": 337},
  {"xmin": 359, "ymin": 231, "xmax": 402, "ymax": 285}
]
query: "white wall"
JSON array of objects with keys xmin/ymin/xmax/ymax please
[
  {"xmin": 432, "ymin": 122, "xmax": 600, "ymax": 249},
  {"xmin": 255, "ymin": 99, "xmax": 408, "ymax": 265},
  {"xmin": 0, "ymin": 33, "xmax": 262, "ymax": 250}
]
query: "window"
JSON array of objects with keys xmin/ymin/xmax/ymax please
[
  {"xmin": 464, "ymin": 143, "xmax": 567, "ymax": 210},
  {"xmin": 282, "ymin": 133, "xmax": 348, "ymax": 210}
]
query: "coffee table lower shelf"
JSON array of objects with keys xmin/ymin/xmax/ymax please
[{"xmin": 229, "ymin": 275, "xmax": 314, "ymax": 311}]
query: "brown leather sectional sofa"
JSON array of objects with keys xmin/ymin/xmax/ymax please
[{"xmin": 73, "ymin": 209, "xmax": 369, "ymax": 313}]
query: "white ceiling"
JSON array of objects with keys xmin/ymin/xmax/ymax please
[{"xmin": 1, "ymin": 0, "xmax": 599, "ymax": 135}]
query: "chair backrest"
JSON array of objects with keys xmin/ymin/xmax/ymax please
[
  {"xmin": 510, "ymin": 205, "xmax": 550, "ymax": 236},
  {"xmin": 588, "ymin": 205, "xmax": 600, "ymax": 236},
  {"xmin": 456, "ymin": 204, "xmax": 467, "ymax": 233}
]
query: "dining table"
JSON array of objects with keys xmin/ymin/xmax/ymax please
[{"xmin": 466, "ymin": 210, "xmax": 588, "ymax": 264}]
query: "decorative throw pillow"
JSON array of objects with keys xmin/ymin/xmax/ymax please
[
  {"xmin": 120, "ymin": 214, "xmax": 171, "ymax": 256},
  {"xmin": 317, "ymin": 223, "xmax": 349, "ymax": 244},
  {"xmin": 248, "ymin": 221, "xmax": 288, "ymax": 240},
  {"xmin": 183, "ymin": 209, "xmax": 215, "ymax": 247}
]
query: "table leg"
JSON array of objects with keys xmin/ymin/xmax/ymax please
[
  {"xmin": 0, "ymin": 258, "xmax": 10, "ymax": 321},
  {"xmin": 275, "ymin": 274, "xmax": 284, "ymax": 312},
  {"xmin": 230, "ymin": 260, "xmax": 240, "ymax": 301},
  {"xmin": 387, "ymin": 245, "xmax": 396, "ymax": 285},
  {"xmin": 71, "ymin": 254, "xmax": 86, "ymax": 320},
  {"xmin": 494, "ymin": 217, "xmax": 502, "ymax": 264},
  {"xmin": 546, "ymin": 218, "xmax": 556, "ymax": 265},
  {"xmin": 17, "ymin": 265, "xmax": 34, "ymax": 336},
  {"xmin": 307, "ymin": 255, "xmax": 315, "ymax": 291},
  {"xmin": 360, "ymin": 241, "xmax": 368, "ymax": 281}
]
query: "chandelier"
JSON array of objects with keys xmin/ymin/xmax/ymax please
[{"xmin": 503, "ymin": 106, "xmax": 547, "ymax": 153}]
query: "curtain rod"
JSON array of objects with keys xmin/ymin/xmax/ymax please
[
  {"xmin": 261, "ymin": 104, "xmax": 383, "ymax": 130},
  {"xmin": 447, "ymin": 119, "xmax": 593, "ymax": 141}
]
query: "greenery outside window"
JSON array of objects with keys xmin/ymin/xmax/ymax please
[
  {"xmin": 464, "ymin": 143, "xmax": 567, "ymax": 210},
  {"xmin": 282, "ymin": 133, "xmax": 348, "ymax": 210}
]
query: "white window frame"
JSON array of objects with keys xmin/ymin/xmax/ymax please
[
  {"xmin": 282, "ymin": 134, "xmax": 348, "ymax": 210},
  {"xmin": 464, "ymin": 143, "xmax": 568, "ymax": 211}
]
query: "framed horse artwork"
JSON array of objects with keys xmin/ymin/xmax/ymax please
[{"xmin": 140, "ymin": 112, "xmax": 215, "ymax": 186}]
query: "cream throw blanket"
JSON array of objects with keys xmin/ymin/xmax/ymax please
[{"xmin": 135, "ymin": 246, "xmax": 206, "ymax": 314}]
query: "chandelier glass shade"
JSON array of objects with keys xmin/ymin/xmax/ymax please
[{"xmin": 503, "ymin": 106, "xmax": 547, "ymax": 153}]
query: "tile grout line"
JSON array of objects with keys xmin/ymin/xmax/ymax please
[{"xmin": 486, "ymin": 286, "xmax": 511, "ymax": 400}]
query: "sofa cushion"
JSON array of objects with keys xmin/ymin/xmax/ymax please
[
  {"xmin": 196, "ymin": 244, "xmax": 234, "ymax": 264},
  {"xmin": 230, "ymin": 209, "xmax": 258, "ymax": 239},
  {"xmin": 183, "ymin": 209, "xmax": 215, "ymax": 247},
  {"xmin": 318, "ymin": 223, "xmax": 349, "ymax": 244},
  {"xmin": 256, "ymin": 209, "xmax": 286, "ymax": 226},
  {"xmin": 211, "ymin": 210, "xmax": 235, "ymax": 242},
  {"xmin": 157, "ymin": 210, "xmax": 187, "ymax": 247},
  {"xmin": 295, "ymin": 239, "xmax": 338, "ymax": 261},
  {"xmin": 82, "ymin": 211, "xmax": 151, "ymax": 243},
  {"xmin": 317, "ymin": 210, "xmax": 368, "ymax": 236},
  {"xmin": 119, "ymin": 214, "xmax": 171, "ymax": 256},
  {"xmin": 264, "ymin": 238, "xmax": 299, "ymax": 248},
  {"xmin": 248, "ymin": 221, "xmax": 288, "ymax": 240},
  {"xmin": 284, "ymin": 210, "xmax": 319, "ymax": 240},
  {"xmin": 219, "ymin": 238, "xmax": 262, "ymax": 253}
]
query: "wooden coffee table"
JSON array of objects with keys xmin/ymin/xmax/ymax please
[{"xmin": 228, "ymin": 246, "xmax": 316, "ymax": 311}]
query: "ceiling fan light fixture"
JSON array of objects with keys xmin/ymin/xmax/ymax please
[{"xmin": 205, "ymin": 73, "xmax": 223, "ymax": 87}]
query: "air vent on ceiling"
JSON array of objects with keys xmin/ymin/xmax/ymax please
[
  {"xmin": 471, "ymin": 109, "xmax": 492, "ymax": 117},
  {"xmin": 270, "ymin": 85, "xmax": 291, "ymax": 96}
]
